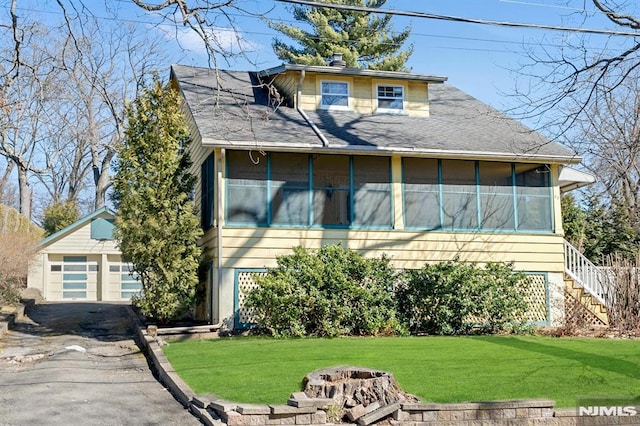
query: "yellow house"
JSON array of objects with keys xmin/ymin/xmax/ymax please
[
  {"xmin": 27, "ymin": 208, "xmax": 141, "ymax": 302},
  {"xmin": 171, "ymin": 60, "xmax": 593, "ymax": 330}
]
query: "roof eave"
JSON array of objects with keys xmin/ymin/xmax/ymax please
[
  {"xmin": 258, "ymin": 64, "xmax": 448, "ymax": 84},
  {"xmin": 201, "ymin": 138, "xmax": 581, "ymax": 164},
  {"xmin": 37, "ymin": 207, "xmax": 116, "ymax": 248}
]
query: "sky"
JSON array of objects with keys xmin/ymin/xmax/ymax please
[{"xmin": 13, "ymin": 0, "xmax": 636, "ymax": 114}]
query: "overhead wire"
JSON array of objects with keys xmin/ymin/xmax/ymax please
[
  {"xmin": 8, "ymin": 1, "xmax": 638, "ymax": 58},
  {"xmin": 9, "ymin": 3, "xmax": 623, "ymax": 56},
  {"xmin": 276, "ymin": 0, "xmax": 640, "ymax": 37}
]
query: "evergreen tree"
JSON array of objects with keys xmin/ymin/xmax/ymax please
[
  {"xmin": 582, "ymin": 194, "xmax": 639, "ymax": 264},
  {"xmin": 271, "ymin": 0, "xmax": 413, "ymax": 71},
  {"xmin": 112, "ymin": 78, "xmax": 202, "ymax": 324},
  {"xmin": 42, "ymin": 201, "xmax": 80, "ymax": 236}
]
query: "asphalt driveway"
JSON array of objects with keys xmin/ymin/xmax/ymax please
[{"xmin": 0, "ymin": 302, "xmax": 200, "ymax": 426}]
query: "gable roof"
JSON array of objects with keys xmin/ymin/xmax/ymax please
[
  {"xmin": 37, "ymin": 207, "xmax": 116, "ymax": 248},
  {"xmin": 171, "ymin": 64, "xmax": 579, "ymax": 164}
]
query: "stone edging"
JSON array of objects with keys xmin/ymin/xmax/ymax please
[
  {"xmin": 127, "ymin": 309, "xmax": 639, "ymax": 426},
  {"xmin": 0, "ymin": 302, "xmax": 29, "ymax": 338}
]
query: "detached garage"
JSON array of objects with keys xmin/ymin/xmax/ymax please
[{"xmin": 27, "ymin": 208, "xmax": 141, "ymax": 302}]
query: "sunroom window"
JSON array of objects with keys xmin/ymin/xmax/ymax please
[
  {"xmin": 226, "ymin": 151, "xmax": 268, "ymax": 225},
  {"xmin": 313, "ymin": 155, "xmax": 350, "ymax": 226},
  {"xmin": 271, "ymin": 153, "xmax": 309, "ymax": 226},
  {"xmin": 321, "ymin": 81, "xmax": 349, "ymax": 110},
  {"xmin": 479, "ymin": 162, "xmax": 515, "ymax": 230},
  {"xmin": 442, "ymin": 160, "xmax": 478, "ymax": 230},
  {"xmin": 516, "ymin": 164, "xmax": 552, "ymax": 231},
  {"xmin": 377, "ymin": 85, "xmax": 404, "ymax": 112},
  {"xmin": 403, "ymin": 158, "xmax": 440, "ymax": 229},
  {"xmin": 225, "ymin": 151, "xmax": 391, "ymax": 229},
  {"xmin": 403, "ymin": 159, "xmax": 553, "ymax": 233}
]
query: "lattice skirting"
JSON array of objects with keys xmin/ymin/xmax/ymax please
[
  {"xmin": 522, "ymin": 274, "xmax": 550, "ymax": 325},
  {"xmin": 564, "ymin": 289, "xmax": 608, "ymax": 327},
  {"xmin": 234, "ymin": 269, "xmax": 267, "ymax": 329},
  {"xmin": 233, "ymin": 269, "xmax": 550, "ymax": 329}
]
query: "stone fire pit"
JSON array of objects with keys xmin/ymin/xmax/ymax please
[{"xmin": 302, "ymin": 366, "xmax": 419, "ymax": 422}]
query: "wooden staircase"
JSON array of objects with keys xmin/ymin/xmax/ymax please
[
  {"xmin": 564, "ymin": 276, "xmax": 608, "ymax": 326},
  {"xmin": 564, "ymin": 240, "xmax": 611, "ymax": 327}
]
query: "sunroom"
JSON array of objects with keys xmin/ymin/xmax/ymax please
[{"xmin": 215, "ymin": 151, "xmax": 552, "ymax": 234}]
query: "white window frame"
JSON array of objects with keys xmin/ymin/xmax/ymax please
[
  {"xmin": 376, "ymin": 84, "xmax": 405, "ymax": 114},
  {"xmin": 320, "ymin": 80, "xmax": 350, "ymax": 110}
]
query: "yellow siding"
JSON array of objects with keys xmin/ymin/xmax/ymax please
[
  {"xmin": 219, "ymin": 228, "xmax": 565, "ymax": 273},
  {"xmin": 551, "ymin": 164, "xmax": 564, "ymax": 235},
  {"xmin": 391, "ymin": 156, "xmax": 404, "ymax": 229},
  {"xmin": 183, "ymin": 87, "xmax": 212, "ymax": 225},
  {"xmin": 294, "ymin": 72, "xmax": 431, "ymax": 116},
  {"xmin": 273, "ymin": 73, "xmax": 297, "ymax": 102},
  {"xmin": 406, "ymin": 82, "xmax": 429, "ymax": 117},
  {"xmin": 352, "ymin": 77, "xmax": 373, "ymax": 112}
]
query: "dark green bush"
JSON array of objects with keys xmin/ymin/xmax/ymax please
[
  {"xmin": 246, "ymin": 245, "xmax": 406, "ymax": 338},
  {"xmin": 396, "ymin": 261, "xmax": 529, "ymax": 335}
]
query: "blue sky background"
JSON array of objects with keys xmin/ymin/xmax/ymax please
[
  {"xmin": 12, "ymin": 0, "xmax": 637, "ymax": 115},
  {"xmin": 4, "ymin": 0, "xmax": 637, "ymax": 214}
]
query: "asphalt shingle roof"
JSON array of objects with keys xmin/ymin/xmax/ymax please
[{"xmin": 171, "ymin": 64, "xmax": 578, "ymax": 163}]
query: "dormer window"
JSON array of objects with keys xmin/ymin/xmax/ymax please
[
  {"xmin": 377, "ymin": 85, "xmax": 404, "ymax": 113},
  {"xmin": 321, "ymin": 81, "xmax": 349, "ymax": 110}
]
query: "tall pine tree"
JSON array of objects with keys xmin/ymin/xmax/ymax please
[
  {"xmin": 112, "ymin": 78, "xmax": 202, "ymax": 324},
  {"xmin": 271, "ymin": 0, "xmax": 413, "ymax": 71}
]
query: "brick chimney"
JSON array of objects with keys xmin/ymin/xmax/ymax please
[{"xmin": 329, "ymin": 53, "xmax": 346, "ymax": 67}]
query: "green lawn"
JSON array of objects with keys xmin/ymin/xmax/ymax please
[{"xmin": 162, "ymin": 335, "xmax": 640, "ymax": 407}]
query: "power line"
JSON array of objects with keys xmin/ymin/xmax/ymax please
[
  {"xmin": 8, "ymin": 4, "xmax": 568, "ymax": 53},
  {"xmin": 10, "ymin": 2, "xmax": 634, "ymax": 57},
  {"xmin": 498, "ymin": 0, "xmax": 597, "ymax": 13},
  {"xmin": 276, "ymin": 0, "xmax": 640, "ymax": 37}
]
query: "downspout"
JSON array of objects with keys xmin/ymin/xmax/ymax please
[{"xmin": 297, "ymin": 69, "xmax": 329, "ymax": 147}]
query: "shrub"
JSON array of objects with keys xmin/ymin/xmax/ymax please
[
  {"xmin": 246, "ymin": 245, "xmax": 406, "ymax": 338},
  {"xmin": 42, "ymin": 201, "xmax": 79, "ymax": 236},
  {"xmin": 0, "ymin": 232, "xmax": 40, "ymax": 304},
  {"xmin": 396, "ymin": 261, "xmax": 529, "ymax": 335}
]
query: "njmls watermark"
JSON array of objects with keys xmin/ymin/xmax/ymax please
[{"xmin": 577, "ymin": 397, "xmax": 640, "ymax": 424}]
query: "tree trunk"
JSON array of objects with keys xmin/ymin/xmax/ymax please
[
  {"xmin": 17, "ymin": 163, "xmax": 30, "ymax": 219},
  {"xmin": 94, "ymin": 149, "xmax": 115, "ymax": 210}
]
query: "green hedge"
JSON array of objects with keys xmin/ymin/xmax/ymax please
[
  {"xmin": 247, "ymin": 246, "xmax": 530, "ymax": 337},
  {"xmin": 396, "ymin": 261, "xmax": 529, "ymax": 335},
  {"xmin": 246, "ymin": 245, "xmax": 405, "ymax": 337}
]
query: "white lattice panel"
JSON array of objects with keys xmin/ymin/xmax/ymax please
[
  {"xmin": 522, "ymin": 274, "xmax": 548, "ymax": 324},
  {"xmin": 236, "ymin": 270, "xmax": 267, "ymax": 326}
]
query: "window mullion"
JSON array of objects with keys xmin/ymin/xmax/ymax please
[
  {"xmin": 266, "ymin": 153, "xmax": 272, "ymax": 226},
  {"xmin": 308, "ymin": 155, "xmax": 313, "ymax": 226},
  {"xmin": 512, "ymin": 163, "xmax": 519, "ymax": 231},
  {"xmin": 438, "ymin": 160, "xmax": 444, "ymax": 228},
  {"xmin": 475, "ymin": 161, "xmax": 481, "ymax": 230},
  {"xmin": 349, "ymin": 156, "xmax": 354, "ymax": 226},
  {"xmin": 546, "ymin": 166, "xmax": 554, "ymax": 232}
]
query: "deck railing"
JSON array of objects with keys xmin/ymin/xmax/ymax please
[{"xmin": 564, "ymin": 240, "xmax": 610, "ymax": 306}]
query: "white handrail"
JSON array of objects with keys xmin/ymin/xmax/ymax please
[{"xmin": 564, "ymin": 240, "xmax": 610, "ymax": 306}]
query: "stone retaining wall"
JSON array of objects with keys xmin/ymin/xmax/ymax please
[
  {"xmin": 127, "ymin": 313, "xmax": 640, "ymax": 425},
  {"xmin": 0, "ymin": 303, "xmax": 27, "ymax": 338}
]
